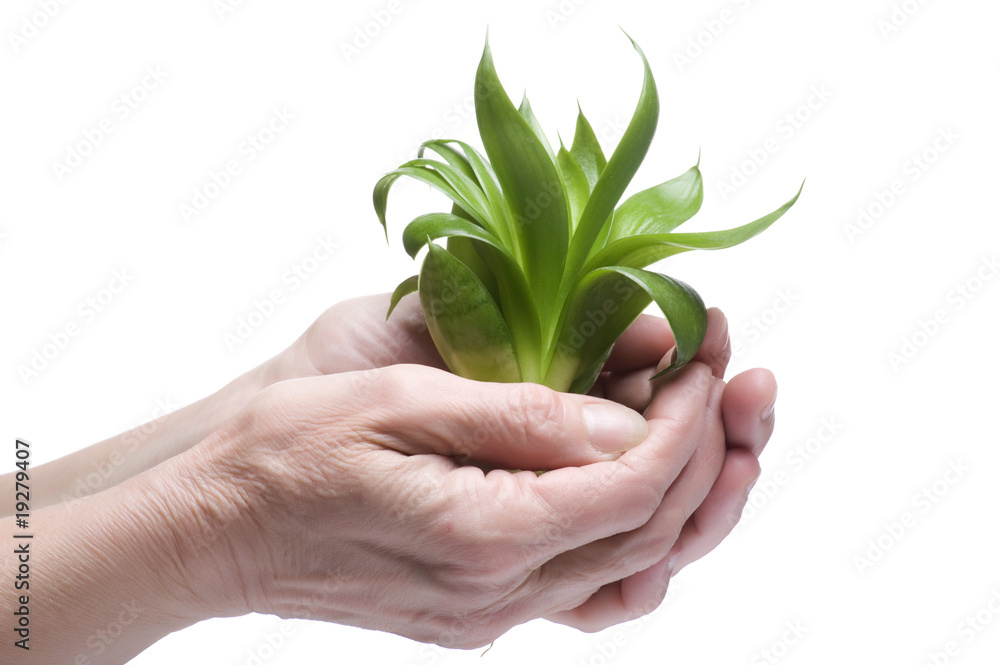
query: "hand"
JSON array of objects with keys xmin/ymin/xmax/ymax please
[
  {"xmin": 548, "ymin": 307, "xmax": 776, "ymax": 630},
  {"xmin": 165, "ymin": 359, "xmax": 727, "ymax": 649}
]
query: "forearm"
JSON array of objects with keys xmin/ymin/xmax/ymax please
[
  {"xmin": 20, "ymin": 351, "xmax": 294, "ymax": 512},
  {"xmin": 0, "ymin": 466, "xmax": 210, "ymax": 664}
]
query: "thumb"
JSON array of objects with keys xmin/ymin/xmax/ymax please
[{"xmin": 353, "ymin": 364, "xmax": 649, "ymax": 469}]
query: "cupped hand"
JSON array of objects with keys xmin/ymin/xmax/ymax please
[
  {"xmin": 548, "ymin": 307, "xmax": 777, "ymax": 631},
  {"xmin": 168, "ymin": 360, "xmax": 726, "ymax": 649}
]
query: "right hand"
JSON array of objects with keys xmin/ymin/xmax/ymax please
[{"xmin": 161, "ymin": 360, "xmax": 727, "ymax": 648}]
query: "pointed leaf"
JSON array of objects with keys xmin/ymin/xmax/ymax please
[
  {"xmin": 387, "ymin": 275, "xmax": 419, "ymax": 318},
  {"xmin": 401, "ymin": 212, "xmax": 510, "ymax": 260},
  {"xmin": 557, "ymin": 145, "xmax": 590, "ymax": 229},
  {"xmin": 476, "ymin": 40, "xmax": 569, "ymax": 325},
  {"xmin": 609, "ymin": 164, "xmax": 703, "ymax": 241},
  {"xmin": 519, "ymin": 94, "xmax": 559, "ymax": 168},
  {"xmin": 570, "ymin": 105, "xmax": 607, "ymax": 190},
  {"xmin": 374, "ymin": 165, "xmax": 472, "ymax": 237},
  {"xmin": 419, "ymin": 243, "xmax": 521, "ymax": 383},
  {"xmin": 564, "ymin": 35, "xmax": 659, "ymax": 285},
  {"xmin": 544, "ymin": 266, "xmax": 706, "ymax": 392},
  {"xmin": 418, "ymin": 141, "xmax": 478, "ymax": 183},
  {"xmin": 589, "ymin": 181, "xmax": 803, "ymax": 270}
]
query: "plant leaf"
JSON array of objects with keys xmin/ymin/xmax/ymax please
[
  {"xmin": 418, "ymin": 140, "xmax": 478, "ymax": 184},
  {"xmin": 387, "ymin": 275, "xmax": 419, "ymax": 318},
  {"xmin": 589, "ymin": 181, "xmax": 804, "ymax": 270},
  {"xmin": 608, "ymin": 164, "xmax": 703, "ymax": 242},
  {"xmin": 563, "ymin": 34, "xmax": 658, "ymax": 287},
  {"xmin": 519, "ymin": 93, "xmax": 559, "ymax": 168},
  {"xmin": 419, "ymin": 243, "xmax": 522, "ymax": 383},
  {"xmin": 544, "ymin": 266, "xmax": 706, "ymax": 392},
  {"xmin": 557, "ymin": 145, "xmax": 590, "ymax": 229},
  {"xmin": 570, "ymin": 104, "xmax": 607, "ymax": 190},
  {"xmin": 374, "ymin": 165, "xmax": 475, "ymax": 237},
  {"xmin": 401, "ymin": 212, "xmax": 511, "ymax": 260},
  {"xmin": 475, "ymin": 39, "xmax": 570, "ymax": 327}
]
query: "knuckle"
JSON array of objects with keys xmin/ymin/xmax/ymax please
[{"xmin": 507, "ymin": 383, "xmax": 564, "ymax": 443}]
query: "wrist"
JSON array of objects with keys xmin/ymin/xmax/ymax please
[{"xmin": 1, "ymin": 479, "xmax": 205, "ymax": 663}]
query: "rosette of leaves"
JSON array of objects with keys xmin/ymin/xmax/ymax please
[{"xmin": 374, "ymin": 34, "xmax": 802, "ymax": 394}]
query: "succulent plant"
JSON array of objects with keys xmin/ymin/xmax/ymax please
[{"xmin": 374, "ymin": 34, "xmax": 801, "ymax": 393}]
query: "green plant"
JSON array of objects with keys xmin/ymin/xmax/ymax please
[{"xmin": 374, "ymin": 33, "xmax": 802, "ymax": 394}]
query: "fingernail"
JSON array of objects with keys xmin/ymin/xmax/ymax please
[
  {"xmin": 747, "ymin": 467, "xmax": 762, "ymax": 495},
  {"xmin": 666, "ymin": 542, "xmax": 682, "ymax": 576},
  {"xmin": 656, "ymin": 346, "xmax": 678, "ymax": 373},
  {"xmin": 583, "ymin": 403, "xmax": 648, "ymax": 454},
  {"xmin": 761, "ymin": 388, "xmax": 778, "ymax": 421},
  {"xmin": 712, "ymin": 310, "xmax": 730, "ymax": 349}
]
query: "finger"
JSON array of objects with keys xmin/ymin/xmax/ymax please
[
  {"xmin": 653, "ymin": 307, "xmax": 730, "ymax": 380},
  {"xmin": 665, "ymin": 448, "xmax": 759, "ymax": 572},
  {"xmin": 596, "ymin": 307, "xmax": 730, "ymax": 411},
  {"xmin": 601, "ymin": 314, "xmax": 675, "ymax": 373},
  {"xmin": 345, "ymin": 364, "xmax": 649, "ymax": 469},
  {"xmin": 545, "ymin": 547, "xmax": 675, "ymax": 633},
  {"xmin": 722, "ymin": 368, "xmax": 777, "ymax": 456},
  {"xmin": 529, "ymin": 371, "xmax": 724, "ymax": 604},
  {"xmin": 304, "ymin": 293, "xmax": 445, "ymax": 374},
  {"xmin": 493, "ymin": 363, "xmax": 717, "ymax": 561}
]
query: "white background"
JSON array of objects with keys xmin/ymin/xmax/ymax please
[{"xmin": 2, "ymin": 0, "xmax": 999, "ymax": 663}]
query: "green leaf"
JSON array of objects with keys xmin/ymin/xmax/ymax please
[
  {"xmin": 374, "ymin": 165, "xmax": 473, "ymax": 237},
  {"xmin": 563, "ymin": 34, "xmax": 658, "ymax": 287},
  {"xmin": 476, "ymin": 39, "xmax": 570, "ymax": 327},
  {"xmin": 557, "ymin": 145, "xmax": 590, "ymax": 229},
  {"xmin": 446, "ymin": 235, "xmax": 500, "ymax": 305},
  {"xmin": 419, "ymin": 243, "xmax": 522, "ymax": 383},
  {"xmin": 447, "ymin": 139, "xmax": 518, "ymax": 254},
  {"xmin": 387, "ymin": 275, "xmax": 419, "ymax": 318},
  {"xmin": 373, "ymin": 159, "xmax": 499, "ymax": 241},
  {"xmin": 589, "ymin": 181, "xmax": 804, "ymax": 270},
  {"xmin": 608, "ymin": 164, "xmax": 703, "ymax": 242},
  {"xmin": 401, "ymin": 212, "xmax": 511, "ymax": 260},
  {"xmin": 544, "ymin": 266, "xmax": 706, "ymax": 393},
  {"xmin": 405, "ymin": 209, "xmax": 542, "ymax": 384},
  {"xmin": 418, "ymin": 141, "xmax": 478, "ymax": 184},
  {"xmin": 519, "ymin": 93, "xmax": 559, "ymax": 169},
  {"xmin": 570, "ymin": 104, "xmax": 607, "ymax": 191}
]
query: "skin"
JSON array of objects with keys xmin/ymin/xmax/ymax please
[{"xmin": 0, "ymin": 294, "xmax": 775, "ymax": 663}]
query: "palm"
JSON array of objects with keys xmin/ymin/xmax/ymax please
[{"xmin": 300, "ymin": 294, "xmax": 446, "ymax": 376}]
